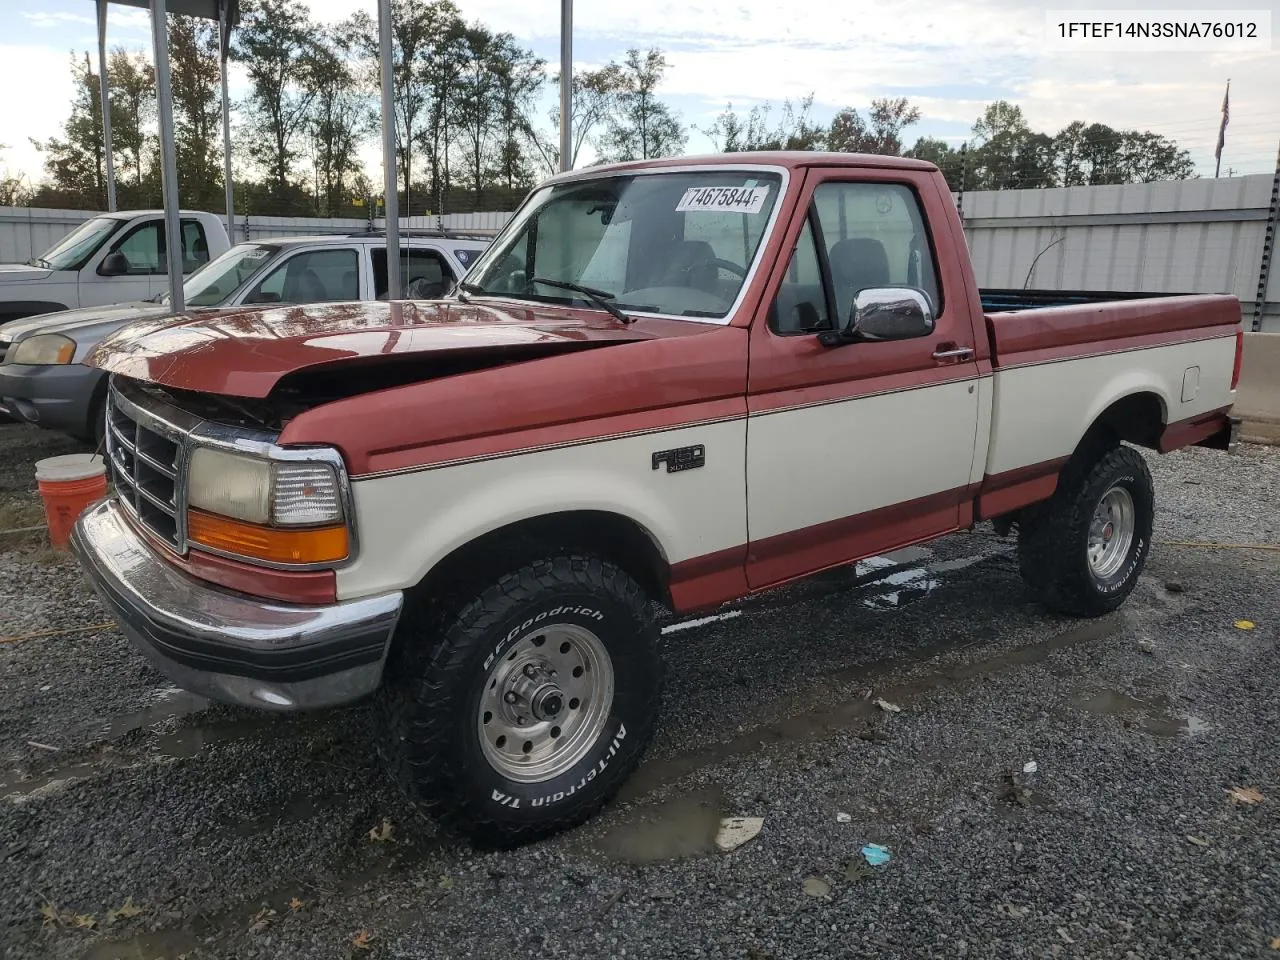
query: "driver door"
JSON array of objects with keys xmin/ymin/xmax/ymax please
[
  {"xmin": 79, "ymin": 220, "xmax": 160, "ymax": 305},
  {"xmin": 744, "ymin": 168, "xmax": 984, "ymax": 589}
]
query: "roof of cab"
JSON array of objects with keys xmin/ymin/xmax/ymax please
[
  {"xmin": 543, "ymin": 150, "xmax": 938, "ymax": 185},
  {"xmin": 240, "ymin": 234, "xmax": 492, "ymax": 247}
]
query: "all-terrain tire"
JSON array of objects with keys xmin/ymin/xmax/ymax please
[
  {"xmin": 1017, "ymin": 444, "xmax": 1155, "ymax": 617},
  {"xmin": 377, "ymin": 552, "xmax": 662, "ymax": 848}
]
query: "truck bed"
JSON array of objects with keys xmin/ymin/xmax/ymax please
[
  {"xmin": 977, "ymin": 290, "xmax": 1242, "ymax": 515},
  {"xmin": 979, "ymin": 287, "xmax": 1183, "ymax": 313},
  {"xmin": 982, "ymin": 291, "xmax": 1242, "ymax": 366}
]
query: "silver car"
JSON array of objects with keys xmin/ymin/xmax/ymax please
[{"xmin": 0, "ymin": 232, "xmax": 489, "ymax": 445}]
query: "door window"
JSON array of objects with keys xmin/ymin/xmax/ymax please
[
  {"xmin": 106, "ymin": 218, "xmax": 213, "ymax": 275},
  {"xmin": 769, "ymin": 218, "xmax": 831, "ymax": 334},
  {"xmin": 110, "ymin": 222, "xmax": 164, "ymax": 275},
  {"xmin": 810, "ymin": 182, "xmax": 942, "ymax": 324},
  {"xmin": 371, "ymin": 248, "xmax": 455, "ymax": 299},
  {"xmin": 181, "ymin": 220, "xmax": 210, "ymax": 272},
  {"xmin": 246, "ymin": 248, "xmax": 361, "ymax": 304}
]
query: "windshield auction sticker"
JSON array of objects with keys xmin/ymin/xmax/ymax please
[{"xmin": 676, "ymin": 186, "xmax": 770, "ymax": 215}]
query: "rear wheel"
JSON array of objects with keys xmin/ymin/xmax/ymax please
[
  {"xmin": 1017, "ymin": 444, "xmax": 1154, "ymax": 617},
  {"xmin": 378, "ymin": 552, "xmax": 662, "ymax": 847}
]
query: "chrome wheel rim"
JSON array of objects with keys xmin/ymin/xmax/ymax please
[
  {"xmin": 478, "ymin": 623, "xmax": 614, "ymax": 783},
  {"xmin": 1088, "ymin": 485, "xmax": 1135, "ymax": 579}
]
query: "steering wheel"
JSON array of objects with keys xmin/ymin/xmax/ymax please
[{"xmin": 680, "ymin": 257, "xmax": 748, "ymax": 279}]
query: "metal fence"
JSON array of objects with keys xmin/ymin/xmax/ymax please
[
  {"xmin": 4, "ymin": 171, "xmax": 1279, "ymax": 332},
  {"xmin": 0, "ymin": 207, "xmax": 509, "ymax": 263},
  {"xmin": 956, "ymin": 173, "xmax": 1280, "ymax": 332}
]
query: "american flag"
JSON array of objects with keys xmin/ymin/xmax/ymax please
[{"xmin": 1215, "ymin": 81, "xmax": 1230, "ymax": 162}]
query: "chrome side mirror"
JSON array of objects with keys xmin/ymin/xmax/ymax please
[{"xmin": 819, "ymin": 287, "xmax": 935, "ymax": 346}]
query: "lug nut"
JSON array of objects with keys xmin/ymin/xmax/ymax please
[{"xmin": 504, "ymin": 691, "xmax": 518, "ymax": 704}]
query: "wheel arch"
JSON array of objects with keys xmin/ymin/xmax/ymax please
[
  {"xmin": 0, "ymin": 301, "xmax": 71, "ymax": 324},
  {"xmin": 1074, "ymin": 388, "xmax": 1168, "ymax": 459},
  {"xmin": 408, "ymin": 509, "xmax": 673, "ymax": 613}
]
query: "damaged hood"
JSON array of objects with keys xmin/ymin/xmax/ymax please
[{"xmin": 85, "ymin": 299, "xmax": 658, "ymax": 398}]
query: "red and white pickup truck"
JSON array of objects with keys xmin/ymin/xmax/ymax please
[{"xmin": 71, "ymin": 152, "xmax": 1242, "ymax": 846}]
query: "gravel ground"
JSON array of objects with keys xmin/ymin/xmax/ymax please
[{"xmin": 1, "ymin": 420, "xmax": 1277, "ymax": 960}]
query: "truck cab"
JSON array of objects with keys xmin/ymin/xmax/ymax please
[{"xmin": 0, "ymin": 209, "xmax": 231, "ymax": 324}]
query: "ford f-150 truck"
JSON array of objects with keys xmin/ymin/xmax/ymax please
[
  {"xmin": 0, "ymin": 209, "xmax": 230, "ymax": 324},
  {"xmin": 70, "ymin": 152, "xmax": 1242, "ymax": 847}
]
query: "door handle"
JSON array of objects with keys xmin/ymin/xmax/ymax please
[{"xmin": 932, "ymin": 345, "xmax": 974, "ymax": 362}]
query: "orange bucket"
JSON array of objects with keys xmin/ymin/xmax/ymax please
[{"xmin": 35, "ymin": 454, "xmax": 108, "ymax": 550}]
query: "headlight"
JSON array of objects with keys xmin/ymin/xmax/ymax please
[
  {"xmin": 11, "ymin": 334, "xmax": 75, "ymax": 365},
  {"xmin": 187, "ymin": 448, "xmax": 344, "ymax": 526}
]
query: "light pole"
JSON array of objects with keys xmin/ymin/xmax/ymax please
[
  {"xmin": 102, "ymin": 1, "xmax": 238, "ymax": 312},
  {"xmin": 378, "ymin": 0, "xmax": 400, "ymax": 299},
  {"xmin": 218, "ymin": 0, "xmax": 235, "ymax": 241},
  {"xmin": 150, "ymin": 0, "xmax": 185, "ymax": 313},
  {"xmin": 559, "ymin": 0, "xmax": 572, "ymax": 173},
  {"xmin": 97, "ymin": 0, "xmax": 118, "ymax": 211}
]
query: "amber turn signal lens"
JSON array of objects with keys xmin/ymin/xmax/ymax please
[{"xmin": 187, "ymin": 509, "xmax": 349, "ymax": 564}]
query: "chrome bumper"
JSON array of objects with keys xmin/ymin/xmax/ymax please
[{"xmin": 70, "ymin": 499, "xmax": 403, "ymax": 711}]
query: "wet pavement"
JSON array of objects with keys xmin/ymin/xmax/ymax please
[{"xmin": 1, "ymin": 419, "xmax": 1278, "ymax": 960}]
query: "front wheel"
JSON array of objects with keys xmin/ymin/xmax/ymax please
[
  {"xmin": 1017, "ymin": 444, "xmax": 1155, "ymax": 617},
  {"xmin": 378, "ymin": 553, "xmax": 662, "ymax": 847}
]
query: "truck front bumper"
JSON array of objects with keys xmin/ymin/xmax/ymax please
[{"xmin": 70, "ymin": 499, "xmax": 403, "ymax": 711}]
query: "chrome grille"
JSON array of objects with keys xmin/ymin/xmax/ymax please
[
  {"xmin": 105, "ymin": 383, "xmax": 189, "ymax": 550},
  {"xmin": 0, "ymin": 338, "xmax": 10, "ymax": 364}
]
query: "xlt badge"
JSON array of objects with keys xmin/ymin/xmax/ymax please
[{"xmin": 652, "ymin": 445, "xmax": 705, "ymax": 473}]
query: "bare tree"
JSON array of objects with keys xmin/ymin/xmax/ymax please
[
  {"xmin": 306, "ymin": 27, "xmax": 373, "ymax": 215},
  {"xmin": 526, "ymin": 65, "xmax": 623, "ymax": 175},
  {"xmin": 705, "ymin": 95, "xmax": 824, "ymax": 152},
  {"xmin": 233, "ymin": 0, "xmax": 320, "ymax": 200},
  {"xmin": 597, "ymin": 48, "xmax": 686, "ymax": 162}
]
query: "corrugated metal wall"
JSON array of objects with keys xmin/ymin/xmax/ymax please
[
  {"xmin": 0, "ymin": 209, "xmax": 509, "ymax": 262},
  {"xmin": 0, "ymin": 207, "xmax": 97, "ymax": 263},
  {"xmin": 3, "ymin": 173, "xmax": 1277, "ymax": 330},
  {"xmin": 956, "ymin": 173, "xmax": 1278, "ymax": 330}
]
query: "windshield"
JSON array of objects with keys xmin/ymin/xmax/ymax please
[
  {"xmin": 165, "ymin": 243, "xmax": 279, "ymax": 307},
  {"xmin": 463, "ymin": 169, "xmax": 783, "ymax": 320},
  {"xmin": 35, "ymin": 216, "xmax": 122, "ymax": 271}
]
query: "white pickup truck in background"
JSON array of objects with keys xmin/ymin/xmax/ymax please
[{"xmin": 0, "ymin": 210, "xmax": 231, "ymax": 324}]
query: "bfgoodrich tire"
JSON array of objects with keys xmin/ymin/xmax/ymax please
[
  {"xmin": 1017, "ymin": 444, "xmax": 1155, "ymax": 617},
  {"xmin": 378, "ymin": 553, "xmax": 661, "ymax": 848}
]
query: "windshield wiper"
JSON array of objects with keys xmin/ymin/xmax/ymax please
[
  {"xmin": 454, "ymin": 280, "xmax": 487, "ymax": 304},
  {"xmin": 530, "ymin": 277, "xmax": 633, "ymax": 324}
]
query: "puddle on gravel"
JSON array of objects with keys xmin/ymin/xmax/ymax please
[
  {"xmin": 860, "ymin": 566, "xmax": 941, "ymax": 610},
  {"xmin": 1071, "ymin": 690, "xmax": 1211, "ymax": 737},
  {"xmin": 78, "ymin": 841, "xmax": 450, "ymax": 960},
  {"xmin": 620, "ymin": 616, "xmax": 1124, "ymax": 803},
  {"xmin": 82, "ymin": 929, "xmax": 202, "ymax": 960},
  {"xmin": 104, "ymin": 689, "xmax": 212, "ymax": 739},
  {"xmin": 0, "ymin": 762, "xmax": 107, "ymax": 801},
  {"xmin": 226, "ymin": 793, "xmax": 322, "ymax": 838},
  {"xmin": 577, "ymin": 785, "xmax": 725, "ymax": 864}
]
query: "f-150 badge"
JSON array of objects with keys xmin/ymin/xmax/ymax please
[{"xmin": 652, "ymin": 445, "xmax": 706, "ymax": 473}]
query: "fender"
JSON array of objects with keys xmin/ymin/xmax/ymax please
[{"xmin": 334, "ymin": 416, "xmax": 748, "ymax": 603}]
